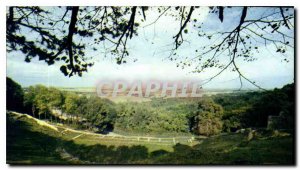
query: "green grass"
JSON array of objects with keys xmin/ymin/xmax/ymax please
[
  {"xmin": 152, "ymin": 133, "xmax": 294, "ymax": 165},
  {"xmin": 7, "ymin": 111, "xmax": 295, "ymax": 165},
  {"xmin": 6, "ymin": 112, "xmax": 66, "ymax": 164}
]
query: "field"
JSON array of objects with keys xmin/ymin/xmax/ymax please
[
  {"xmin": 7, "ymin": 111, "xmax": 294, "ymax": 165},
  {"xmin": 55, "ymin": 87, "xmax": 249, "ymax": 103}
]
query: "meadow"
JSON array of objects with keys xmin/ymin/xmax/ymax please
[{"xmin": 7, "ymin": 111, "xmax": 294, "ymax": 165}]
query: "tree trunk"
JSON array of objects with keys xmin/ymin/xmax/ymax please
[{"xmin": 32, "ymin": 107, "xmax": 35, "ymax": 118}]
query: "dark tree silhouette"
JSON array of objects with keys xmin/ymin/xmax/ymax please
[
  {"xmin": 168, "ymin": 7, "xmax": 293, "ymax": 89},
  {"xmin": 6, "ymin": 77, "xmax": 24, "ymax": 112},
  {"xmin": 6, "ymin": 6, "xmax": 294, "ymax": 88}
]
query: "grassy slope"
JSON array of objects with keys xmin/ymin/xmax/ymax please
[
  {"xmin": 7, "ymin": 112, "xmax": 295, "ymax": 165},
  {"xmin": 153, "ymin": 133, "xmax": 294, "ymax": 164},
  {"xmin": 7, "ymin": 112, "xmax": 66, "ymax": 164}
]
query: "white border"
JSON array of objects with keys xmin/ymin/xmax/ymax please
[
  {"xmin": 1, "ymin": 0, "xmax": 298, "ymax": 6},
  {"xmin": 0, "ymin": 0, "xmax": 298, "ymax": 169}
]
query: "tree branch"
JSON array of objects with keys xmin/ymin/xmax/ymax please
[
  {"xmin": 280, "ymin": 7, "xmax": 290, "ymax": 29},
  {"xmin": 67, "ymin": 6, "xmax": 79, "ymax": 76},
  {"xmin": 174, "ymin": 6, "xmax": 194, "ymax": 49}
]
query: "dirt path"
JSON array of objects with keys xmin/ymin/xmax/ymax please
[
  {"xmin": 55, "ymin": 147, "xmax": 95, "ymax": 164},
  {"xmin": 55, "ymin": 124, "xmax": 207, "ymax": 145},
  {"xmin": 9, "ymin": 111, "xmax": 206, "ymax": 145}
]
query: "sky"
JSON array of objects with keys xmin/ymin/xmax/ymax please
[{"xmin": 6, "ymin": 7, "xmax": 294, "ymax": 90}]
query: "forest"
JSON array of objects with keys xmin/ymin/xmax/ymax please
[{"xmin": 7, "ymin": 77, "xmax": 295, "ymax": 137}]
